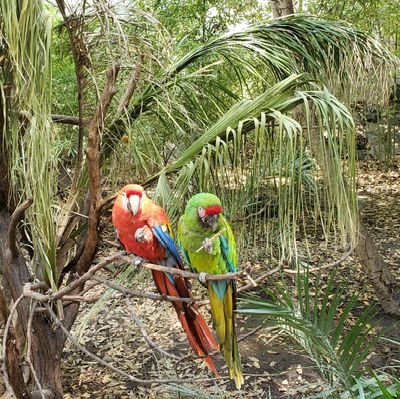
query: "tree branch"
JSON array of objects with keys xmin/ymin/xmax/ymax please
[
  {"xmin": 125, "ymin": 298, "xmax": 180, "ymax": 360},
  {"xmin": 117, "ymin": 53, "xmax": 143, "ymax": 114},
  {"xmin": 8, "ymin": 198, "xmax": 33, "ymax": 257},
  {"xmin": 45, "ymin": 304, "xmax": 222, "ymax": 386},
  {"xmin": 2, "ymin": 294, "xmax": 25, "ymax": 399},
  {"xmin": 282, "ymin": 246, "xmax": 354, "ymax": 275},
  {"xmin": 51, "ymin": 114, "xmax": 82, "ymax": 126},
  {"xmin": 26, "ymin": 301, "xmax": 48, "ymax": 399},
  {"xmin": 92, "ymin": 275, "xmax": 194, "ymax": 303},
  {"xmin": 75, "ymin": 64, "xmax": 120, "ymax": 275}
]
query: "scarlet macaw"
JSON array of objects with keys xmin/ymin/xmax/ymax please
[
  {"xmin": 178, "ymin": 193, "xmax": 243, "ymax": 389},
  {"xmin": 112, "ymin": 184, "xmax": 218, "ymax": 376}
]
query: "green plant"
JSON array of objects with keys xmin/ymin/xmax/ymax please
[{"xmin": 238, "ymin": 269, "xmax": 379, "ymax": 396}]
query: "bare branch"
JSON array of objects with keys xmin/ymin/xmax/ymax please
[
  {"xmin": 8, "ymin": 198, "xmax": 33, "ymax": 257},
  {"xmin": 237, "ymin": 265, "xmax": 282, "ymax": 293},
  {"xmin": 92, "ymin": 275, "xmax": 194, "ymax": 303},
  {"xmin": 61, "ymin": 294, "xmax": 100, "ymax": 303},
  {"xmin": 51, "ymin": 114, "xmax": 83, "ymax": 126},
  {"xmin": 139, "ymin": 260, "xmax": 242, "ymax": 281},
  {"xmin": 22, "ymin": 253, "xmax": 281, "ymax": 307},
  {"xmin": 76, "ymin": 63, "xmax": 120, "ymax": 275},
  {"xmin": 38, "ymin": 253, "xmax": 123, "ymax": 301},
  {"xmin": 117, "ymin": 53, "xmax": 143, "ymax": 114},
  {"xmin": 282, "ymin": 246, "xmax": 354, "ymax": 275},
  {"xmin": 45, "ymin": 304, "xmax": 222, "ymax": 385},
  {"xmin": 26, "ymin": 301, "xmax": 47, "ymax": 399},
  {"xmin": 125, "ymin": 298, "xmax": 180, "ymax": 360},
  {"xmin": 99, "ymin": 192, "xmax": 118, "ymax": 211},
  {"xmin": 2, "ymin": 294, "xmax": 25, "ymax": 399}
]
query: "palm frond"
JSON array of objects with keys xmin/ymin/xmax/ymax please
[
  {"xmin": 238, "ymin": 269, "xmax": 379, "ymax": 395},
  {"xmin": 0, "ymin": 0, "xmax": 57, "ymax": 286},
  {"xmin": 151, "ymin": 74, "xmax": 357, "ymax": 260}
]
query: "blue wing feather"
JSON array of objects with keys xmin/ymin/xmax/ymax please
[
  {"xmin": 152, "ymin": 225, "xmax": 183, "ymax": 267},
  {"xmin": 220, "ymin": 234, "xmax": 237, "ymax": 273}
]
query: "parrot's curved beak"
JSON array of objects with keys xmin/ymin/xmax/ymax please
[
  {"xmin": 128, "ymin": 194, "xmax": 141, "ymax": 216},
  {"xmin": 206, "ymin": 214, "xmax": 219, "ymax": 232}
]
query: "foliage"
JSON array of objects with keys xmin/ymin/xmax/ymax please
[
  {"xmin": 238, "ymin": 269, "xmax": 379, "ymax": 397},
  {"xmin": 151, "ymin": 74, "xmax": 358, "ymax": 260},
  {"xmin": 0, "ymin": 0, "xmax": 57, "ymax": 287},
  {"xmin": 306, "ymin": 0, "xmax": 400, "ymax": 51}
]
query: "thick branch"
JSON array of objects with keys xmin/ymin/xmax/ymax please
[
  {"xmin": 139, "ymin": 260, "xmax": 242, "ymax": 281},
  {"xmin": 51, "ymin": 114, "xmax": 82, "ymax": 126},
  {"xmin": 2, "ymin": 294, "xmax": 25, "ymax": 399},
  {"xmin": 75, "ymin": 64, "xmax": 120, "ymax": 275},
  {"xmin": 8, "ymin": 198, "xmax": 33, "ymax": 257}
]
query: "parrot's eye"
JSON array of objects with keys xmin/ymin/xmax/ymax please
[
  {"xmin": 198, "ymin": 207, "xmax": 206, "ymax": 218},
  {"xmin": 198, "ymin": 207, "xmax": 219, "ymax": 231}
]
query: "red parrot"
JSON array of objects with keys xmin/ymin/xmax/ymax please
[{"xmin": 112, "ymin": 184, "xmax": 219, "ymax": 376}]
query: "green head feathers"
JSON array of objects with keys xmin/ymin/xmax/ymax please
[
  {"xmin": 183, "ymin": 193, "xmax": 223, "ymax": 232},
  {"xmin": 184, "ymin": 192, "xmax": 222, "ymax": 213}
]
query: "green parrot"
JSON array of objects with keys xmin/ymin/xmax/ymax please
[{"xmin": 178, "ymin": 193, "xmax": 244, "ymax": 389}]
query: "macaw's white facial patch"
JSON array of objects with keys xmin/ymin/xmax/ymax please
[{"xmin": 198, "ymin": 207, "xmax": 206, "ymax": 218}]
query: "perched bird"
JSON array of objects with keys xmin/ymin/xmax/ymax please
[
  {"xmin": 111, "ymin": 184, "xmax": 219, "ymax": 376},
  {"xmin": 178, "ymin": 193, "xmax": 244, "ymax": 389}
]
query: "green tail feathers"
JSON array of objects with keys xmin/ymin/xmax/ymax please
[{"xmin": 208, "ymin": 282, "xmax": 244, "ymax": 389}]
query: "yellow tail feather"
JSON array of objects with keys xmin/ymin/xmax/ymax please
[{"xmin": 208, "ymin": 282, "xmax": 244, "ymax": 389}]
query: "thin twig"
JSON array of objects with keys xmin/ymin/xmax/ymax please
[
  {"xmin": 237, "ymin": 265, "xmax": 282, "ymax": 293},
  {"xmin": 196, "ymin": 228, "xmax": 226, "ymax": 253},
  {"xmin": 124, "ymin": 298, "xmax": 180, "ymax": 360},
  {"xmin": 282, "ymin": 246, "xmax": 354, "ymax": 275},
  {"xmin": 102, "ymin": 239, "xmax": 121, "ymax": 248},
  {"xmin": 45, "ymin": 304, "xmax": 222, "ymax": 386},
  {"xmin": 8, "ymin": 198, "xmax": 33, "ymax": 257},
  {"xmin": 51, "ymin": 114, "xmax": 84, "ymax": 126},
  {"xmin": 26, "ymin": 301, "xmax": 46, "ymax": 399},
  {"xmin": 99, "ymin": 192, "xmax": 117, "ymax": 211},
  {"xmin": 61, "ymin": 294, "xmax": 100, "ymax": 303},
  {"xmin": 2, "ymin": 294, "xmax": 25, "ymax": 399},
  {"xmin": 92, "ymin": 275, "xmax": 194, "ymax": 303},
  {"xmin": 237, "ymin": 325, "xmax": 265, "ymax": 343},
  {"xmin": 117, "ymin": 53, "xmax": 143, "ymax": 113}
]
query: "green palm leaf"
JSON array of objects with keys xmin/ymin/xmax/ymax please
[{"xmin": 238, "ymin": 269, "xmax": 379, "ymax": 396}]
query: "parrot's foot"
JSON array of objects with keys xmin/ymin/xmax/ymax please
[
  {"xmin": 132, "ymin": 256, "xmax": 144, "ymax": 269},
  {"xmin": 198, "ymin": 272, "xmax": 208, "ymax": 284},
  {"xmin": 134, "ymin": 227, "xmax": 148, "ymax": 243},
  {"xmin": 201, "ymin": 237, "xmax": 213, "ymax": 254}
]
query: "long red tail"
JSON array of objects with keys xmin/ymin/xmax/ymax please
[{"xmin": 152, "ymin": 270, "xmax": 219, "ymax": 377}]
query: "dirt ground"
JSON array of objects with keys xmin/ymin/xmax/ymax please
[{"xmin": 59, "ymin": 160, "xmax": 400, "ymax": 399}]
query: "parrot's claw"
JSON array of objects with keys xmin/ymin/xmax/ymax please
[
  {"xmin": 132, "ymin": 256, "xmax": 144, "ymax": 269},
  {"xmin": 134, "ymin": 227, "xmax": 147, "ymax": 243},
  {"xmin": 201, "ymin": 237, "xmax": 213, "ymax": 254},
  {"xmin": 198, "ymin": 272, "xmax": 208, "ymax": 284}
]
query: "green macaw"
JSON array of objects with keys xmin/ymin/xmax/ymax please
[{"xmin": 178, "ymin": 193, "xmax": 244, "ymax": 389}]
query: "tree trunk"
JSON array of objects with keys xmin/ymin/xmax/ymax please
[
  {"xmin": 0, "ymin": 211, "xmax": 69, "ymax": 398},
  {"xmin": 271, "ymin": 0, "xmax": 294, "ymax": 18},
  {"xmin": 356, "ymin": 216, "xmax": 400, "ymax": 316}
]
